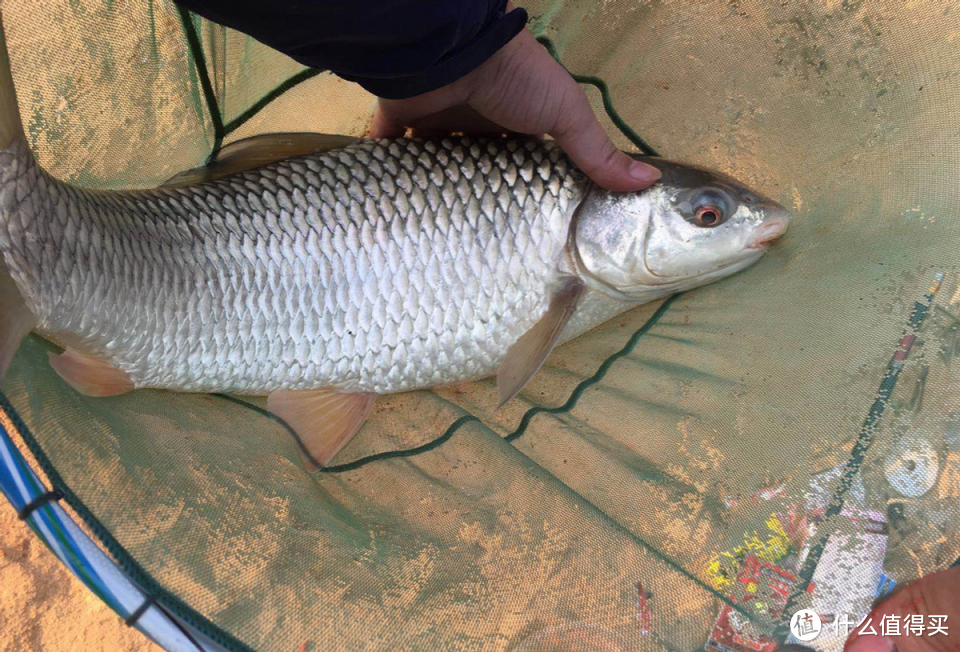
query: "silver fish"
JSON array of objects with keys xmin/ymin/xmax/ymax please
[{"xmin": 0, "ymin": 28, "xmax": 790, "ymax": 468}]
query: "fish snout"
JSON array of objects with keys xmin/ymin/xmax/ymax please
[{"xmin": 747, "ymin": 208, "xmax": 792, "ymax": 249}]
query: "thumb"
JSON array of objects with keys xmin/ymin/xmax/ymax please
[
  {"xmin": 370, "ymin": 103, "xmax": 408, "ymax": 138},
  {"xmin": 548, "ymin": 82, "xmax": 660, "ymax": 192},
  {"xmin": 845, "ymin": 566, "xmax": 960, "ymax": 652},
  {"xmin": 370, "ymin": 84, "xmax": 472, "ymax": 139}
]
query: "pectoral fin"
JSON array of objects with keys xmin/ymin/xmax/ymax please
[
  {"xmin": 267, "ymin": 388, "xmax": 376, "ymax": 470},
  {"xmin": 0, "ymin": 264, "xmax": 35, "ymax": 383},
  {"xmin": 162, "ymin": 132, "xmax": 361, "ymax": 187},
  {"xmin": 48, "ymin": 348, "xmax": 134, "ymax": 397},
  {"xmin": 497, "ymin": 277, "xmax": 585, "ymax": 408}
]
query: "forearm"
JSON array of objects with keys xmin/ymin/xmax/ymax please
[{"xmin": 173, "ymin": 0, "xmax": 527, "ymax": 99}]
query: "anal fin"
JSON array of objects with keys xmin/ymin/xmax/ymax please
[
  {"xmin": 497, "ymin": 277, "xmax": 585, "ymax": 408},
  {"xmin": 0, "ymin": 262, "xmax": 35, "ymax": 382},
  {"xmin": 267, "ymin": 388, "xmax": 376, "ymax": 471},
  {"xmin": 48, "ymin": 348, "xmax": 134, "ymax": 397}
]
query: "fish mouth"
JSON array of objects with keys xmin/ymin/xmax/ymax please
[{"xmin": 747, "ymin": 212, "xmax": 792, "ymax": 249}]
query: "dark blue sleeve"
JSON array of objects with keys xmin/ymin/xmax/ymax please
[{"xmin": 173, "ymin": 0, "xmax": 528, "ymax": 99}]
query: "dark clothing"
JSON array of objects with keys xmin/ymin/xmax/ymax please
[{"xmin": 174, "ymin": 0, "xmax": 528, "ymax": 99}]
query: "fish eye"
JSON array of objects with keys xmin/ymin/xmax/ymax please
[
  {"xmin": 677, "ymin": 187, "xmax": 734, "ymax": 228},
  {"xmin": 695, "ymin": 205, "xmax": 722, "ymax": 227}
]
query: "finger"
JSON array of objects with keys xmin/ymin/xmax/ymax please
[
  {"xmin": 374, "ymin": 87, "xmax": 469, "ymax": 130},
  {"xmin": 845, "ymin": 567, "xmax": 960, "ymax": 652},
  {"xmin": 369, "ymin": 104, "xmax": 407, "ymax": 138},
  {"xmin": 371, "ymin": 87, "xmax": 476, "ymax": 138},
  {"xmin": 408, "ymin": 128, "xmax": 449, "ymax": 139},
  {"xmin": 548, "ymin": 82, "xmax": 660, "ymax": 192},
  {"xmin": 408, "ymin": 105, "xmax": 511, "ymax": 137}
]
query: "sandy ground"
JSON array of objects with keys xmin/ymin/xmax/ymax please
[{"xmin": 0, "ymin": 502, "xmax": 160, "ymax": 652}]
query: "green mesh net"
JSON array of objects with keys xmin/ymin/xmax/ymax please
[{"xmin": 3, "ymin": 1, "xmax": 960, "ymax": 651}]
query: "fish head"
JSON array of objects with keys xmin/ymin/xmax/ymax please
[{"xmin": 570, "ymin": 158, "xmax": 791, "ymax": 299}]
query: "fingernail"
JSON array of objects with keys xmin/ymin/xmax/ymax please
[
  {"xmin": 847, "ymin": 635, "xmax": 894, "ymax": 652},
  {"xmin": 630, "ymin": 161, "xmax": 661, "ymax": 183}
]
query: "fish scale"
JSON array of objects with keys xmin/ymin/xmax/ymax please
[
  {"xmin": 0, "ymin": 26, "xmax": 796, "ymax": 466},
  {"xmin": 0, "ymin": 135, "xmax": 628, "ymax": 395}
]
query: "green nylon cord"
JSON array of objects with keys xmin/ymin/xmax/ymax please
[
  {"xmin": 0, "ymin": 392, "xmax": 256, "ymax": 652},
  {"xmin": 537, "ymin": 36, "xmax": 659, "ymax": 157},
  {"xmin": 17, "ymin": 12, "xmax": 934, "ymax": 649},
  {"xmin": 223, "ymin": 68, "xmax": 324, "ymax": 135},
  {"xmin": 505, "ymin": 295, "xmax": 675, "ymax": 442},
  {"xmin": 177, "ymin": 8, "xmax": 225, "ymax": 164},
  {"xmin": 210, "ymin": 298, "xmax": 761, "ymax": 626},
  {"xmin": 212, "ymin": 294, "xmax": 680, "ymax": 474},
  {"xmin": 177, "ymin": 11, "xmax": 659, "ymax": 163},
  {"xmin": 172, "ymin": 9, "xmax": 678, "ymax": 474},
  {"xmin": 6, "ymin": 430, "xmax": 116, "ymax": 610},
  {"xmin": 3, "ymin": 17, "xmax": 680, "ymax": 652}
]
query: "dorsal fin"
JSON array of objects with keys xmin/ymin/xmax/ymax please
[{"xmin": 161, "ymin": 132, "xmax": 362, "ymax": 187}]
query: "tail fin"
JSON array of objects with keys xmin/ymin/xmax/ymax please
[
  {"xmin": 0, "ymin": 10, "xmax": 25, "ymax": 149},
  {"xmin": 0, "ymin": 12, "xmax": 33, "ymax": 383}
]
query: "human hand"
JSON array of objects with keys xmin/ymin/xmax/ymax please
[
  {"xmin": 844, "ymin": 566, "xmax": 960, "ymax": 652},
  {"xmin": 370, "ymin": 27, "xmax": 661, "ymax": 192}
]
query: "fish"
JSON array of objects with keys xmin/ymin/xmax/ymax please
[{"xmin": 0, "ymin": 25, "xmax": 790, "ymax": 469}]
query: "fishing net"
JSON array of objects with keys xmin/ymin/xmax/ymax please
[{"xmin": 2, "ymin": 0, "xmax": 959, "ymax": 650}]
